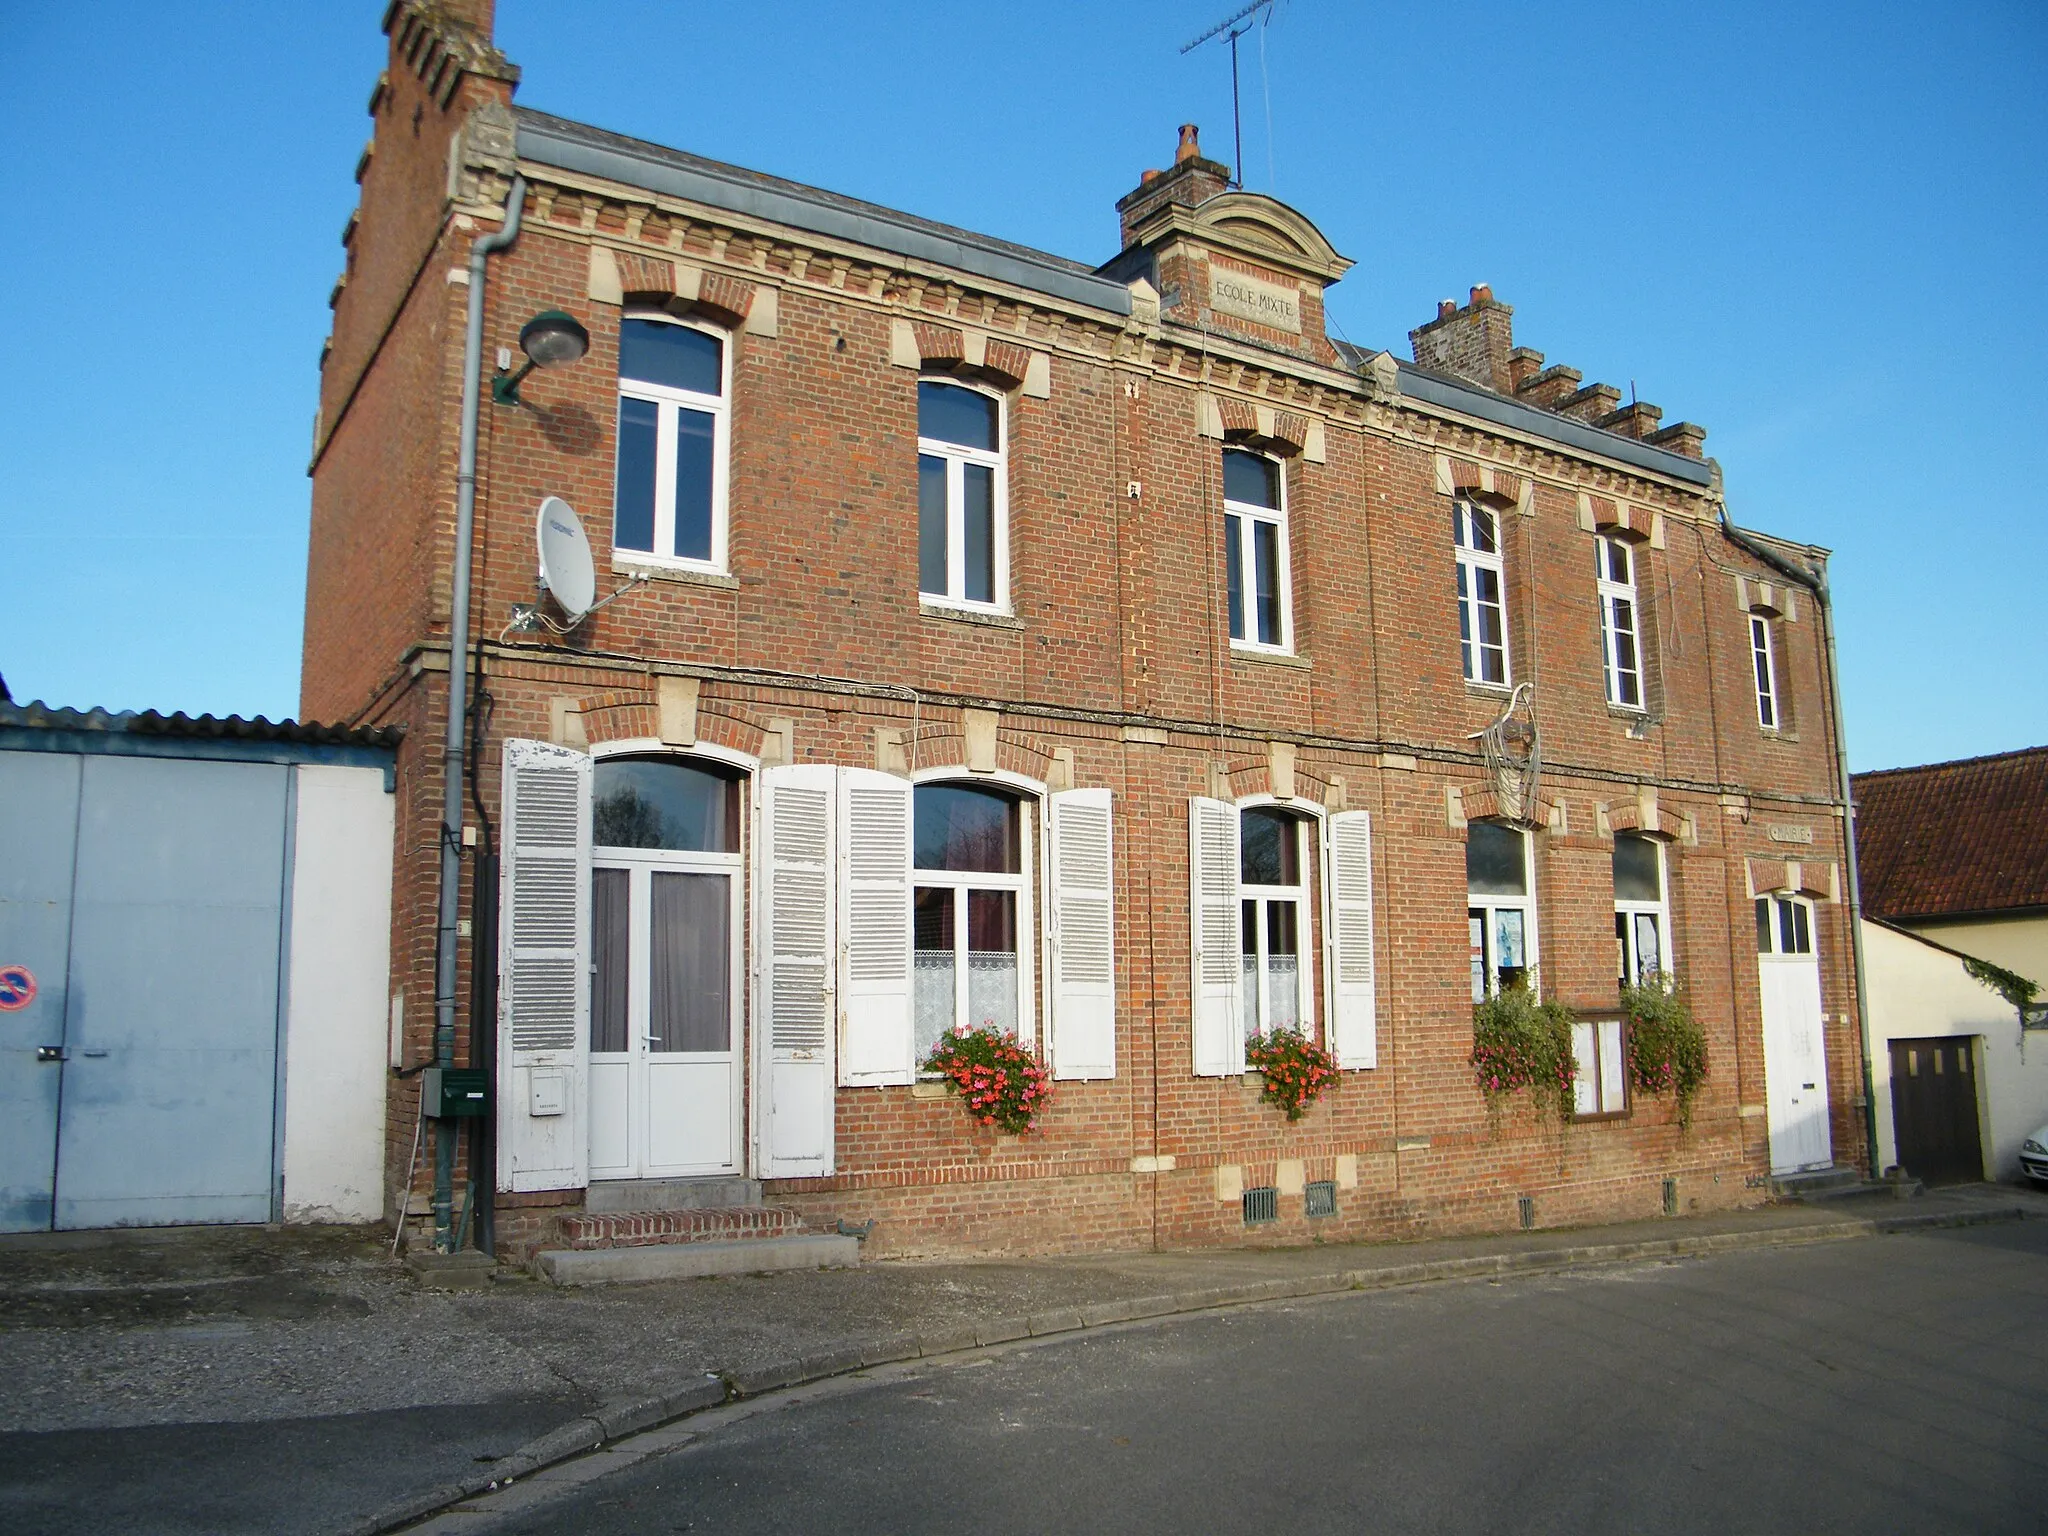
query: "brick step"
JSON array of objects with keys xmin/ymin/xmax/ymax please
[
  {"xmin": 586, "ymin": 1176, "xmax": 762, "ymax": 1213},
  {"xmin": 550, "ymin": 1205, "xmax": 808, "ymax": 1251},
  {"xmin": 536, "ymin": 1233, "xmax": 859, "ymax": 1285}
]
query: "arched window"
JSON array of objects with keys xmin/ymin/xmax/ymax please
[
  {"xmin": 614, "ymin": 312, "xmax": 730, "ymax": 572},
  {"xmin": 592, "ymin": 756, "xmax": 740, "ymax": 852},
  {"xmin": 1240, "ymin": 805, "xmax": 1312, "ymax": 1035},
  {"xmin": 1224, "ymin": 448, "xmax": 1290, "ymax": 651},
  {"xmin": 912, "ymin": 783, "xmax": 1033, "ymax": 1055},
  {"xmin": 1467, "ymin": 819, "xmax": 1534, "ymax": 998},
  {"xmin": 917, "ymin": 380, "xmax": 1007, "ymax": 610}
]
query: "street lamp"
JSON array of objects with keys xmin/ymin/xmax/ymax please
[{"xmin": 492, "ymin": 308, "xmax": 591, "ymax": 405}]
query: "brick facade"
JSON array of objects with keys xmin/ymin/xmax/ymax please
[{"xmin": 304, "ymin": 4, "xmax": 1865, "ymax": 1259}]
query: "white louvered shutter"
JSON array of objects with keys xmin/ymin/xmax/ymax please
[
  {"xmin": 497, "ymin": 738, "xmax": 592, "ymax": 1193},
  {"xmin": 837, "ymin": 768, "xmax": 915, "ymax": 1086},
  {"xmin": 1189, "ymin": 797, "xmax": 1243, "ymax": 1077},
  {"xmin": 1050, "ymin": 788, "xmax": 1116, "ymax": 1080},
  {"xmin": 1324, "ymin": 810, "xmax": 1378, "ymax": 1069},
  {"xmin": 756, "ymin": 765, "xmax": 836, "ymax": 1177}
]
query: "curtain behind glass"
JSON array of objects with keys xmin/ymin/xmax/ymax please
[
  {"xmin": 650, "ymin": 871, "xmax": 728, "ymax": 1053},
  {"xmin": 591, "ymin": 868, "xmax": 630, "ymax": 1053}
]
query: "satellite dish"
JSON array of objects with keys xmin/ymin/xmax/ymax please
[{"xmin": 535, "ymin": 497, "xmax": 597, "ymax": 621}]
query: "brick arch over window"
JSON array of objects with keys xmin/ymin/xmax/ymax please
[
  {"xmin": 899, "ymin": 727, "xmax": 1063, "ymax": 785},
  {"xmin": 564, "ymin": 688, "xmax": 770, "ymax": 761},
  {"xmin": 1747, "ymin": 857, "xmax": 1838, "ymax": 903},
  {"xmin": 1604, "ymin": 800, "xmax": 1688, "ymax": 841},
  {"xmin": 1451, "ymin": 780, "xmax": 1558, "ymax": 831},
  {"xmin": 1433, "ymin": 454, "xmax": 1535, "ymax": 518},
  {"xmin": 910, "ymin": 322, "xmax": 1032, "ymax": 392},
  {"xmin": 1215, "ymin": 398, "xmax": 1308, "ymax": 458},
  {"xmin": 611, "ymin": 251, "xmax": 755, "ymax": 329}
]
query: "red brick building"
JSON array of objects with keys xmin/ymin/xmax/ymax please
[{"xmin": 304, "ymin": 1, "xmax": 1867, "ymax": 1263}]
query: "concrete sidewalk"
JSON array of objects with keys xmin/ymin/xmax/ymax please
[{"xmin": 1, "ymin": 1184, "xmax": 2041, "ymax": 1536}]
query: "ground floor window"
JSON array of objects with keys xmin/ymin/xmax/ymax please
[
  {"xmin": 912, "ymin": 783, "xmax": 1033, "ymax": 1058},
  {"xmin": 1467, "ymin": 820, "xmax": 1535, "ymax": 1000},
  {"xmin": 1240, "ymin": 805, "xmax": 1312, "ymax": 1036}
]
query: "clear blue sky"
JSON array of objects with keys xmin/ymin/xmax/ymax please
[{"xmin": 2, "ymin": 2, "xmax": 2042, "ymax": 772}]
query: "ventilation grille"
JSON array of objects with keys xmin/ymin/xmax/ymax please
[
  {"xmin": 1242, "ymin": 1186, "xmax": 1278, "ymax": 1225},
  {"xmin": 1517, "ymin": 1195, "xmax": 1535, "ymax": 1230},
  {"xmin": 1662, "ymin": 1177, "xmax": 1678, "ymax": 1216},
  {"xmin": 1304, "ymin": 1180, "xmax": 1336, "ymax": 1218}
]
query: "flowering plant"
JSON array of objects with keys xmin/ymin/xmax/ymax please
[
  {"xmin": 922, "ymin": 1022, "xmax": 1053, "ymax": 1135},
  {"xmin": 1470, "ymin": 983, "xmax": 1578, "ymax": 1125},
  {"xmin": 1620, "ymin": 978, "xmax": 1709, "ymax": 1130},
  {"xmin": 1245, "ymin": 1027, "xmax": 1338, "ymax": 1122}
]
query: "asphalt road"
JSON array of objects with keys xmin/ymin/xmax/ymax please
[{"xmin": 472, "ymin": 1222, "xmax": 2048, "ymax": 1536}]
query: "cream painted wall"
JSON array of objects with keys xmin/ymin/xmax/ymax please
[
  {"xmin": 282, "ymin": 764, "xmax": 394, "ymax": 1222},
  {"xmin": 1908, "ymin": 913, "xmax": 2048, "ymax": 993},
  {"xmin": 1864, "ymin": 920, "xmax": 2048, "ymax": 1182}
]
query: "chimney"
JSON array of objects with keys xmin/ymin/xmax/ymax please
[
  {"xmin": 1408, "ymin": 284, "xmax": 1515, "ymax": 393},
  {"xmin": 1116, "ymin": 124, "xmax": 1232, "ymax": 250},
  {"xmin": 428, "ymin": 0, "xmax": 496, "ymax": 36}
]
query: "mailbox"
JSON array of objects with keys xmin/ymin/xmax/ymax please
[{"xmin": 421, "ymin": 1066, "xmax": 490, "ymax": 1119}]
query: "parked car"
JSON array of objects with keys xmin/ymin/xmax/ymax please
[{"xmin": 2022, "ymin": 1123, "xmax": 2048, "ymax": 1189}]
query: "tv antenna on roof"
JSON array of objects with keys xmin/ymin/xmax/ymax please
[{"xmin": 1180, "ymin": 0, "xmax": 1275, "ymax": 190}]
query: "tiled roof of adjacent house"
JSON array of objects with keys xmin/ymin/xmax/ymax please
[{"xmin": 1852, "ymin": 746, "xmax": 2048, "ymax": 920}]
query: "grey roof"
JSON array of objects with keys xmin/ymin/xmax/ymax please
[
  {"xmin": 514, "ymin": 108, "xmax": 1132, "ymax": 316},
  {"xmin": 0, "ymin": 700, "xmax": 401, "ymax": 765},
  {"xmin": 1331, "ymin": 342, "xmax": 1715, "ymax": 488}
]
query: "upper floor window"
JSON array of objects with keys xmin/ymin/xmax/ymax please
[
  {"xmin": 614, "ymin": 314, "xmax": 729, "ymax": 571},
  {"xmin": 912, "ymin": 783, "xmax": 1032, "ymax": 1057},
  {"xmin": 1750, "ymin": 614, "xmax": 1780, "ymax": 729},
  {"xmin": 1454, "ymin": 499, "xmax": 1509, "ymax": 686},
  {"xmin": 918, "ymin": 381, "xmax": 1007, "ymax": 610},
  {"xmin": 1224, "ymin": 449, "xmax": 1290, "ymax": 651},
  {"xmin": 1468, "ymin": 819, "xmax": 1534, "ymax": 999},
  {"xmin": 1614, "ymin": 832, "xmax": 1668, "ymax": 985},
  {"xmin": 1240, "ymin": 806, "xmax": 1312, "ymax": 1036},
  {"xmin": 1597, "ymin": 536, "xmax": 1644, "ymax": 710}
]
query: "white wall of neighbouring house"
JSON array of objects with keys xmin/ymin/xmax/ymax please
[
  {"xmin": 282, "ymin": 764, "xmax": 393, "ymax": 1222},
  {"xmin": 1864, "ymin": 920, "xmax": 2048, "ymax": 1182}
]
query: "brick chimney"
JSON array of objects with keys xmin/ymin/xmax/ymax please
[
  {"xmin": 1409, "ymin": 284, "xmax": 1515, "ymax": 394},
  {"xmin": 1116, "ymin": 124, "xmax": 1232, "ymax": 250}
]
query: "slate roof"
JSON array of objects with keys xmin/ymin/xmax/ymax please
[{"xmin": 1852, "ymin": 746, "xmax": 2048, "ymax": 921}]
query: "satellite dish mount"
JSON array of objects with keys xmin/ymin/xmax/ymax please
[{"xmin": 509, "ymin": 496, "xmax": 646, "ymax": 637}]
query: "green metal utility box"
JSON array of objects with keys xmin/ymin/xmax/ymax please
[{"xmin": 421, "ymin": 1066, "xmax": 490, "ymax": 1119}]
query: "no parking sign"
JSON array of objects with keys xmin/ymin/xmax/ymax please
[{"xmin": 0, "ymin": 965, "xmax": 36, "ymax": 1012}]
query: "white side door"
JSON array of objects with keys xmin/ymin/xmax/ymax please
[{"xmin": 1758, "ymin": 894, "xmax": 1831, "ymax": 1173}]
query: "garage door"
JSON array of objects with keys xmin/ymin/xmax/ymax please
[
  {"xmin": 0, "ymin": 752, "xmax": 289, "ymax": 1230},
  {"xmin": 1889, "ymin": 1036, "xmax": 1984, "ymax": 1186}
]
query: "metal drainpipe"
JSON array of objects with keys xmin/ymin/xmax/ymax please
[
  {"xmin": 432, "ymin": 174, "xmax": 527, "ymax": 1253},
  {"xmin": 1716, "ymin": 506, "xmax": 1881, "ymax": 1179}
]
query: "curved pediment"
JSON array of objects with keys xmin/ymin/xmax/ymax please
[{"xmin": 1189, "ymin": 192, "xmax": 1352, "ymax": 284}]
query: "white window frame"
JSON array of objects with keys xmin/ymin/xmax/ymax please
[
  {"xmin": 1614, "ymin": 831, "xmax": 1669, "ymax": 987},
  {"xmin": 1224, "ymin": 449, "xmax": 1293, "ymax": 654},
  {"xmin": 910, "ymin": 776, "xmax": 1037, "ymax": 1061},
  {"xmin": 1750, "ymin": 613, "xmax": 1780, "ymax": 730},
  {"xmin": 1454, "ymin": 498, "xmax": 1511, "ymax": 687},
  {"xmin": 1598, "ymin": 535, "xmax": 1645, "ymax": 711},
  {"xmin": 1756, "ymin": 892, "xmax": 1814, "ymax": 957},
  {"xmin": 614, "ymin": 310, "xmax": 732, "ymax": 575},
  {"xmin": 1239, "ymin": 805, "xmax": 1315, "ymax": 1040},
  {"xmin": 917, "ymin": 379, "xmax": 1010, "ymax": 614},
  {"xmin": 1468, "ymin": 822, "xmax": 1537, "ymax": 1001}
]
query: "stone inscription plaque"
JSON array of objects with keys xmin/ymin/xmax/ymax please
[{"xmin": 1210, "ymin": 269, "xmax": 1302, "ymax": 334}]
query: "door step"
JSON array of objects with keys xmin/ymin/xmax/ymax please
[
  {"xmin": 536, "ymin": 1232, "xmax": 859, "ymax": 1284},
  {"xmin": 585, "ymin": 1177, "xmax": 763, "ymax": 1213},
  {"xmin": 553, "ymin": 1204, "xmax": 806, "ymax": 1250},
  {"xmin": 1771, "ymin": 1165, "xmax": 1921, "ymax": 1201}
]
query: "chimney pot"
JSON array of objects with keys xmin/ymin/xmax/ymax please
[
  {"xmin": 1175, "ymin": 124, "xmax": 1202, "ymax": 165},
  {"xmin": 1438, "ymin": 299, "xmax": 1458, "ymax": 320},
  {"xmin": 1140, "ymin": 169, "xmax": 1162, "ymax": 184},
  {"xmin": 1471, "ymin": 283, "xmax": 1493, "ymax": 306}
]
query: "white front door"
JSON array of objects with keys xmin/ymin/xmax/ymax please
[
  {"xmin": 589, "ymin": 854, "xmax": 741, "ymax": 1179},
  {"xmin": 1757, "ymin": 893, "xmax": 1831, "ymax": 1174}
]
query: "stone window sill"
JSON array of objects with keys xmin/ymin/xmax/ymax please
[
  {"xmin": 612, "ymin": 557, "xmax": 739, "ymax": 591},
  {"xmin": 1230, "ymin": 646, "xmax": 1312, "ymax": 672},
  {"xmin": 921, "ymin": 602, "xmax": 1024, "ymax": 631}
]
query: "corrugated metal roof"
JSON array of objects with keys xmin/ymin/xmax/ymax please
[
  {"xmin": 1853, "ymin": 747, "xmax": 2048, "ymax": 921},
  {"xmin": 0, "ymin": 700, "xmax": 401, "ymax": 751}
]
